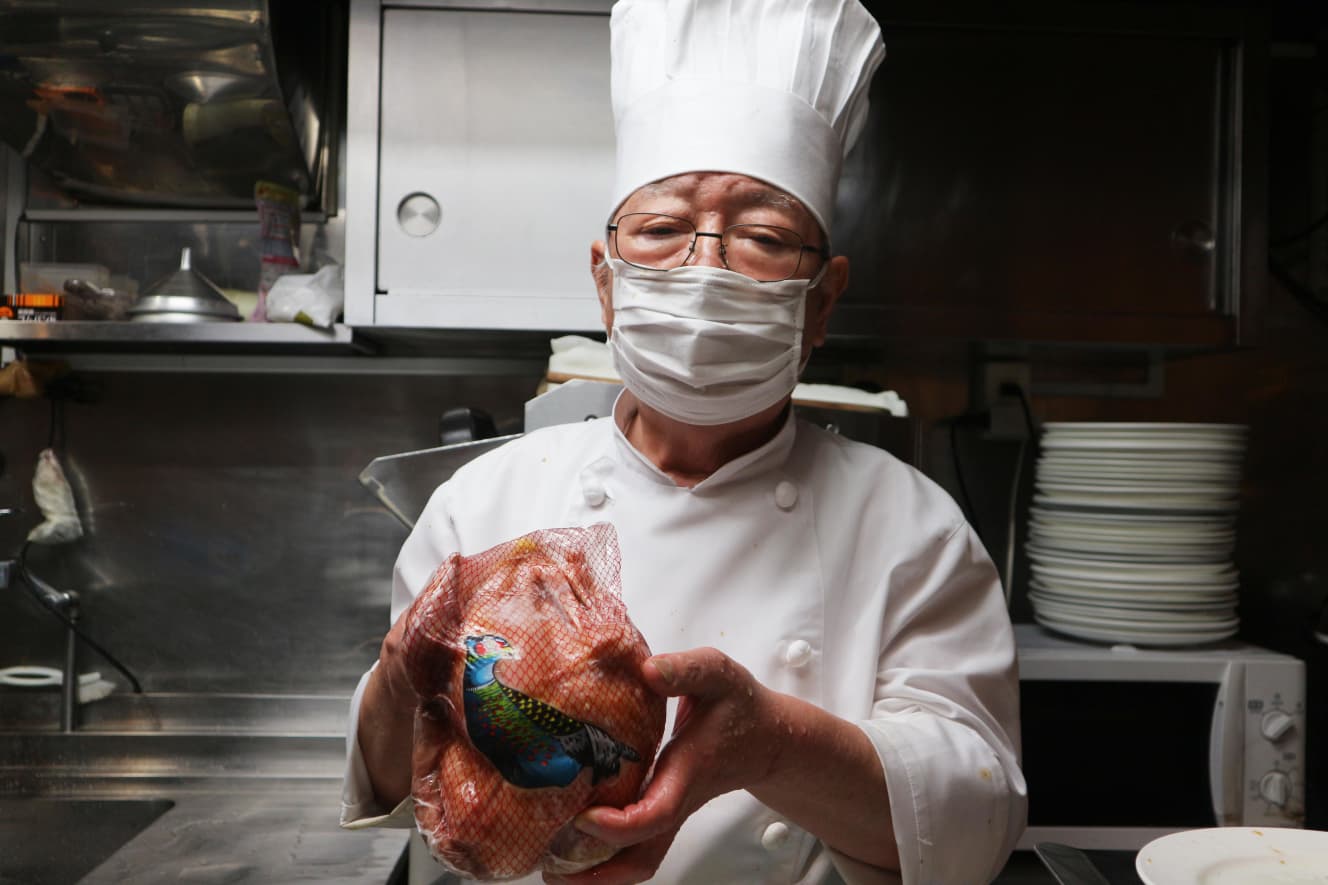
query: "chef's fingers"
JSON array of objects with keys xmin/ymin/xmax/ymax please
[
  {"xmin": 544, "ymin": 828, "xmax": 678, "ymax": 885},
  {"xmin": 643, "ymin": 647, "xmax": 746, "ymax": 700},
  {"xmin": 574, "ymin": 761, "xmax": 688, "ymax": 845}
]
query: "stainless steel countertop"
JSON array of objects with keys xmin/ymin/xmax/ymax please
[
  {"xmin": 0, "ymin": 693, "xmax": 406, "ymax": 884},
  {"xmin": 73, "ymin": 782, "xmax": 406, "ymax": 885}
]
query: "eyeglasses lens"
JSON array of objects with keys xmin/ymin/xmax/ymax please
[{"xmin": 614, "ymin": 214, "xmax": 806, "ymax": 282}]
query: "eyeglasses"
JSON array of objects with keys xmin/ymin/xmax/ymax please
[{"xmin": 607, "ymin": 213, "xmax": 828, "ymax": 282}]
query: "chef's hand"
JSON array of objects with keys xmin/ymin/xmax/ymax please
[{"xmin": 544, "ymin": 647, "xmax": 787, "ymax": 885}]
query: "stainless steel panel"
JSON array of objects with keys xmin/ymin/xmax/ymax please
[
  {"xmin": 374, "ymin": 7, "xmax": 611, "ymax": 329},
  {"xmin": 0, "ymin": 369, "xmax": 540, "ymax": 695},
  {"xmin": 0, "ymin": 692, "xmax": 349, "ymax": 734}
]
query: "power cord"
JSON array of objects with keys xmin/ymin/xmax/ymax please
[
  {"xmin": 15, "ymin": 543, "xmax": 143, "ymax": 694},
  {"xmin": 948, "ymin": 415, "xmax": 984, "ymax": 539},
  {"xmin": 1269, "ymin": 257, "xmax": 1328, "ymax": 326},
  {"xmin": 999, "ymin": 383, "xmax": 1040, "ymax": 605}
]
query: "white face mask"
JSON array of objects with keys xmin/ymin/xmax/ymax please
[{"xmin": 606, "ymin": 257, "xmax": 818, "ymax": 427}]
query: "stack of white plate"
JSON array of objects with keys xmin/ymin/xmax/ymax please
[{"xmin": 1027, "ymin": 422, "xmax": 1248, "ymax": 647}]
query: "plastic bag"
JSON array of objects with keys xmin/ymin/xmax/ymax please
[
  {"xmin": 265, "ymin": 264, "xmax": 343, "ymax": 328},
  {"xmin": 27, "ymin": 449, "xmax": 83, "ymax": 545},
  {"xmin": 401, "ymin": 523, "xmax": 664, "ymax": 881}
]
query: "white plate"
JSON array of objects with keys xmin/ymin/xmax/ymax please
[
  {"xmin": 1026, "ymin": 545, "xmax": 1236, "ymax": 574},
  {"xmin": 1039, "ymin": 449, "xmax": 1246, "ymax": 462},
  {"xmin": 1028, "ymin": 542, "xmax": 1233, "ymax": 565},
  {"xmin": 1036, "ymin": 479, "xmax": 1240, "ymax": 495},
  {"xmin": 1031, "ymin": 572, "xmax": 1239, "ymax": 595},
  {"xmin": 1043, "ymin": 421, "xmax": 1248, "ymax": 434},
  {"xmin": 1029, "ymin": 594, "xmax": 1238, "ymax": 626},
  {"xmin": 1037, "ymin": 458, "xmax": 1242, "ymax": 474},
  {"xmin": 1029, "ymin": 582, "xmax": 1237, "ymax": 609},
  {"xmin": 1136, "ymin": 827, "xmax": 1328, "ymax": 884},
  {"xmin": 1033, "ymin": 493, "xmax": 1241, "ymax": 513},
  {"xmin": 1031, "ymin": 601, "xmax": 1238, "ymax": 630},
  {"xmin": 1035, "ymin": 470, "xmax": 1243, "ymax": 487},
  {"xmin": 1029, "ymin": 522, "xmax": 1236, "ymax": 542},
  {"xmin": 1029, "ymin": 521, "xmax": 1236, "ymax": 538},
  {"xmin": 1040, "ymin": 437, "xmax": 1248, "ymax": 453},
  {"xmin": 1029, "ymin": 564, "xmax": 1240, "ymax": 591},
  {"xmin": 1029, "ymin": 507, "xmax": 1237, "ymax": 529},
  {"xmin": 1033, "ymin": 614, "xmax": 1238, "ymax": 647}
]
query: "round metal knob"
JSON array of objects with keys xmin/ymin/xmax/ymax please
[{"xmin": 398, "ymin": 192, "xmax": 442, "ymax": 238}]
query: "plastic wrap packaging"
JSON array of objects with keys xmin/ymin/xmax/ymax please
[
  {"xmin": 265, "ymin": 264, "xmax": 343, "ymax": 328},
  {"xmin": 400, "ymin": 524, "xmax": 665, "ymax": 881},
  {"xmin": 252, "ymin": 180, "xmax": 302, "ymax": 322}
]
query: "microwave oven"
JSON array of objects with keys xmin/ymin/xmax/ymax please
[{"xmin": 1014, "ymin": 624, "xmax": 1307, "ymax": 850}]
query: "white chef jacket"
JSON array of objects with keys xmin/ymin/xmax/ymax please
[{"xmin": 342, "ymin": 395, "xmax": 1027, "ymax": 885}]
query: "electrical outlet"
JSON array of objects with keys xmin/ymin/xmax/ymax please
[
  {"xmin": 974, "ymin": 360, "xmax": 1031, "ymax": 412},
  {"xmin": 973, "ymin": 360, "xmax": 1032, "ymax": 440}
]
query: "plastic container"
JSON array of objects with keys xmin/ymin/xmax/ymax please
[{"xmin": 1, "ymin": 293, "xmax": 63, "ymax": 321}]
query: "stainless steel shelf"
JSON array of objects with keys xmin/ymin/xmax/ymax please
[{"xmin": 0, "ymin": 321, "xmax": 358, "ymax": 350}]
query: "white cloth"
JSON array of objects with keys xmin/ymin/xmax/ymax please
[
  {"xmin": 342, "ymin": 396, "xmax": 1026, "ymax": 884},
  {"xmin": 609, "ymin": 0, "xmax": 886, "ymax": 233}
]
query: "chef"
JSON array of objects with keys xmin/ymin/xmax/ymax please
[{"xmin": 342, "ymin": 0, "xmax": 1027, "ymax": 882}]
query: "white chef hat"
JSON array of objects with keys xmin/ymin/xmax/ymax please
[{"xmin": 608, "ymin": 0, "xmax": 886, "ymax": 237}]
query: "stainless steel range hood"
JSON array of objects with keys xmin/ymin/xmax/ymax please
[{"xmin": 0, "ymin": 0, "xmax": 342, "ymax": 211}]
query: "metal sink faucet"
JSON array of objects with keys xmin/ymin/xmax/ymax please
[{"xmin": 1, "ymin": 538, "xmax": 83, "ymax": 732}]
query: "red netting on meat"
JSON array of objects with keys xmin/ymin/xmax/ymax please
[{"xmin": 399, "ymin": 523, "xmax": 665, "ymax": 881}]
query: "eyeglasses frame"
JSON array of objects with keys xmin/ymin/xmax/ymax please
[{"xmin": 606, "ymin": 214, "xmax": 830, "ymax": 283}]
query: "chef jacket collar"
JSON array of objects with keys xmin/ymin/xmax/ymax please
[{"xmin": 610, "ymin": 390, "xmax": 797, "ymax": 491}]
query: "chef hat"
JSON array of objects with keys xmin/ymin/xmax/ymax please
[{"xmin": 608, "ymin": 0, "xmax": 886, "ymax": 237}]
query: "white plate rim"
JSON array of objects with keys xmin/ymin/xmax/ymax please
[{"xmin": 1135, "ymin": 826, "xmax": 1328, "ymax": 885}]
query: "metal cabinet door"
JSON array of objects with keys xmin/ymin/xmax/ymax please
[
  {"xmin": 376, "ymin": 8, "xmax": 613, "ymax": 330},
  {"xmin": 833, "ymin": 25, "xmax": 1240, "ymax": 343}
]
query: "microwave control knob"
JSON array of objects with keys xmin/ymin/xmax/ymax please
[
  {"xmin": 1260, "ymin": 709, "xmax": 1295, "ymax": 742},
  {"xmin": 1258, "ymin": 771, "xmax": 1292, "ymax": 808}
]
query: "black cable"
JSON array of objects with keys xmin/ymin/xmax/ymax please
[
  {"xmin": 1000, "ymin": 382, "xmax": 1039, "ymax": 441},
  {"xmin": 998, "ymin": 383, "xmax": 1039, "ymax": 607},
  {"xmin": 1270, "ymin": 212, "xmax": 1328, "ymax": 249},
  {"xmin": 1269, "ymin": 256, "xmax": 1328, "ymax": 326},
  {"xmin": 948, "ymin": 418, "xmax": 983, "ymax": 539},
  {"xmin": 16, "ymin": 543, "xmax": 144, "ymax": 694}
]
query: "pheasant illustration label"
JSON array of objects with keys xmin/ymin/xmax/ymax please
[
  {"xmin": 400, "ymin": 524, "xmax": 664, "ymax": 879},
  {"xmin": 463, "ymin": 633, "xmax": 642, "ymax": 789}
]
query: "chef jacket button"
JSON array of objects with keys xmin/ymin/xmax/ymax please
[
  {"xmin": 783, "ymin": 639, "xmax": 813, "ymax": 668},
  {"xmin": 761, "ymin": 821, "xmax": 791, "ymax": 851},
  {"xmin": 583, "ymin": 483, "xmax": 607, "ymax": 507},
  {"xmin": 774, "ymin": 480, "xmax": 798, "ymax": 510}
]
